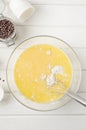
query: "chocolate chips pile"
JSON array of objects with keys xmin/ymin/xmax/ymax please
[{"xmin": 0, "ymin": 19, "xmax": 14, "ymax": 39}]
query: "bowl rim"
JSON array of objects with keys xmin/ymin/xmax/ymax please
[{"xmin": 6, "ymin": 35, "xmax": 82, "ymax": 111}]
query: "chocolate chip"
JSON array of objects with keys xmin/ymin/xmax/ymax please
[
  {"xmin": 2, "ymin": 79, "xmax": 5, "ymax": 82},
  {"xmin": 0, "ymin": 19, "xmax": 14, "ymax": 39}
]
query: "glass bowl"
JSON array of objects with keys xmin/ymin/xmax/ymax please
[{"xmin": 6, "ymin": 35, "xmax": 81, "ymax": 111}]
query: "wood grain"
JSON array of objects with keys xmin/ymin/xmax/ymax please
[
  {"xmin": 6, "ymin": 0, "xmax": 86, "ymax": 5},
  {"xmin": 1, "ymin": 26, "xmax": 86, "ymax": 47},
  {"xmin": 0, "ymin": 70, "xmax": 85, "ymax": 92},
  {"xmin": 0, "ymin": 47, "xmax": 86, "ymax": 69},
  {"xmin": 0, "ymin": 115, "xmax": 86, "ymax": 130},
  {"xmin": 0, "ymin": 93, "xmax": 85, "ymax": 115},
  {"xmin": 30, "ymin": 0, "xmax": 86, "ymax": 5},
  {"xmin": 4, "ymin": 5, "xmax": 86, "ymax": 26},
  {"xmin": 0, "ymin": 1, "xmax": 86, "ymax": 129}
]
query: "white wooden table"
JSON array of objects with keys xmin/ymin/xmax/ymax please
[{"xmin": 0, "ymin": 0, "xmax": 86, "ymax": 129}]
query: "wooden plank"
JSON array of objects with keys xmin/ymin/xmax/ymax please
[
  {"xmin": 0, "ymin": 93, "xmax": 86, "ymax": 115},
  {"xmin": 1, "ymin": 26, "xmax": 86, "ymax": 47},
  {"xmin": 0, "ymin": 116, "xmax": 86, "ymax": 130},
  {"xmin": 15, "ymin": 26, "xmax": 86, "ymax": 48},
  {"xmin": 0, "ymin": 47, "xmax": 86, "ymax": 70},
  {"xmin": 31, "ymin": 0, "xmax": 86, "ymax": 5},
  {"xmin": 4, "ymin": 5, "xmax": 86, "ymax": 26},
  {"xmin": 6, "ymin": 0, "xmax": 86, "ymax": 5},
  {"xmin": 80, "ymin": 71, "xmax": 86, "ymax": 92},
  {"xmin": 74, "ymin": 48, "xmax": 86, "ymax": 70},
  {"xmin": 0, "ymin": 47, "xmax": 86, "ymax": 92},
  {"xmin": 0, "ymin": 70, "xmax": 85, "ymax": 92}
]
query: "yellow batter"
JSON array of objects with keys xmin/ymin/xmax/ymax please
[{"xmin": 14, "ymin": 44, "xmax": 73, "ymax": 103}]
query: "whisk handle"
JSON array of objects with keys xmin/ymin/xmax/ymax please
[{"xmin": 67, "ymin": 91, "xmax": 86, "ymax": 107}]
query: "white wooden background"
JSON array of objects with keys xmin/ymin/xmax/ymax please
[{"xmin": 0, "ymin": 0, "xmax": 86, "ymax": 130}]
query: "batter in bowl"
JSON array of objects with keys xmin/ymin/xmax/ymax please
[{"xmin": 14, "ymin": 44, "xmax": 73, "ymax": 103}]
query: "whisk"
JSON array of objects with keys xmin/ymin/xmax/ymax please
[{"xmin": 49, "ymin": 80, "xmax": 86, "ymax": 107}]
